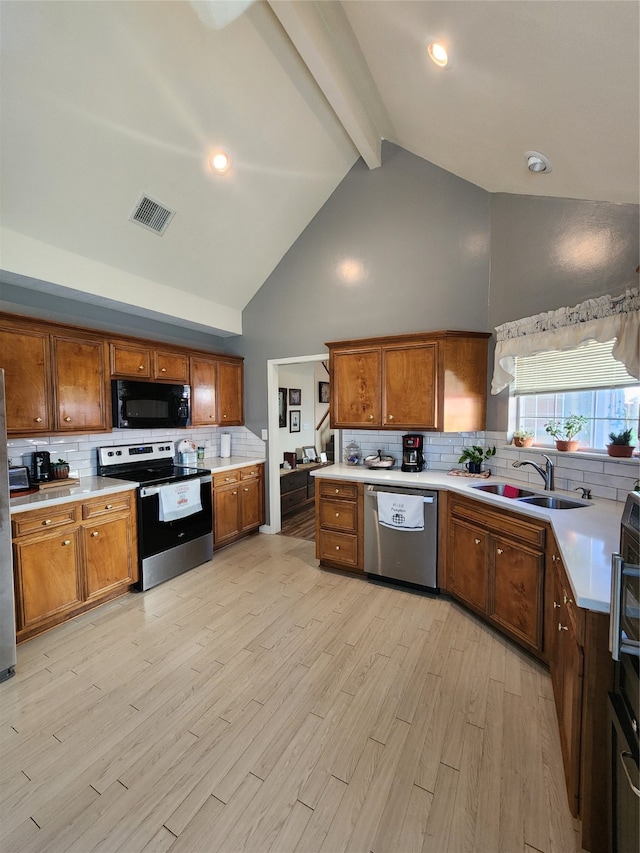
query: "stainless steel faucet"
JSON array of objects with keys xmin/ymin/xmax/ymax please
[{"xmin": 512, "ymin": 454, "xmax": 555, "ymax": 491}]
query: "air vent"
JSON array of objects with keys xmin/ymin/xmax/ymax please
[{"xmin": 129, "ymin": 195, "xmax": 175, "ymax": 235}]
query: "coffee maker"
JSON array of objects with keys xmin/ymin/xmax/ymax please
[
  {"xmin": 31, "ymin": 451, "xmax": 52, "ymax": 483},
  {"xmin": 401, "ymin": 434, "xmax": 425, "ymax": 472}
]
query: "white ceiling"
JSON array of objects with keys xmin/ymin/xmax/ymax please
[{"xmin": 1, "ymin": 1, "xmax": 638, "ymax": 336}]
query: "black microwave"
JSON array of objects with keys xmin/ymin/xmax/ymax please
[{"xmin": 112, "ymin": 380, "xmax": 190, "ymax": 429}]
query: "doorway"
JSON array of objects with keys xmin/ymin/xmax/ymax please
[{"xmin": 266, "ymin": 354, "xmax": 334, "ymax": 534}]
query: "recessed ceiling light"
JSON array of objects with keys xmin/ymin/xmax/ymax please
[
  {"xmin": 428, "ymin": 42, "xmax": 450, "ymax": 68},
  {"xmin": 525, "ymin": 150, "xmax": 553, "ymax": 174},
  {"xmin": 209, "ymin": 150, "xmax": 231, "ymax": 174}
]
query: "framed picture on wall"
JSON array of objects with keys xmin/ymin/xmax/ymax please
[
  {"xmin": 278, "ymin": 388, "xmax": 287, "ymax": 428},
  {"xmin": 289, "ymin": 410, "xmax": 300, "ymax": 432},
  {"xmin": 318, "ymin": 381, "xmax": 330, "ymax": 403},
  {"xmin": 289, "ymin": 388, "xmax": 301, "ymax": 406}
]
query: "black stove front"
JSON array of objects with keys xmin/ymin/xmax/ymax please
[{"xmin": 97, "ymin": 442, "xmax": 213, "ymax": 590}]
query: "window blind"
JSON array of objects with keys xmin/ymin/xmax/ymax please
[{"xmin": 513, "ymin": 339, "xmax": 638, "ymax": 395}]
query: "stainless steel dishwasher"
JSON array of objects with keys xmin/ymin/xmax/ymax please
[{"xmin": 364, "ymin": 483, "xmax": 438, "ymax": 591}]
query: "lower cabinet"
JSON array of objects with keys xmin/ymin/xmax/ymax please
[
  {"xmin": 315, "ymin": 478, "xmax": 364, "ymax": 572},
  {"xmin": 212, "ymin": 464, "xmax": 264, "ymax": 547},
  {"xmin": 12, "ymin": 492, "xmax": 138, "ymax": 642},
  {"xmin": 447, "ymin": 494, "xmax": 545, "ymax": 656}
]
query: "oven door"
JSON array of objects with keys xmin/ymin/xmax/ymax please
[
  {"xmin": 611, "ymin": 555, "xmax": 640, "ymax": 660},
  {"xmin": 138, "ymin": 476, "xmax": 212, "ymax": 560},
  {"xmin": 609, "ymin": 690, "xmax": 640, "ymax": 853}
]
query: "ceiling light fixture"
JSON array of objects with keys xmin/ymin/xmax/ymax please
[
  {"xmin": 525, "ymin": 150, "xmax": 553, "ymax": 174},
  {"xmin": 209, "ymin": 150, "xmax": 231, "ymax": 175},
  {"xmin": 427, "ymin": 41, "xmax": 450, "ymax": 68}
]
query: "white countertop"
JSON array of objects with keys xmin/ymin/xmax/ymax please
[
  {"xmin": 312, "ymin": 463, "xmax": 625, "ymax": 614},
  {"xmin": 10, "ymin": 477, "xmax": 137, "ymax": 513}
]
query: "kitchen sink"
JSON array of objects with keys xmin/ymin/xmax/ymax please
[
  {"xmin": 471, "ymin": 483, "xmax": 535, "ymax": 498},
  {"xmin": 517, "ymin": 496, "xmax": 588, "ymax": 510}
]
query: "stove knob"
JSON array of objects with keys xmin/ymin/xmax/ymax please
[
  {"xmin": 107, "ymin": 451, "xmax": 114, "ymax": 457},
  {"xmin": 116, "ymin": 450, "xmax": 122, "ymax": 456}
]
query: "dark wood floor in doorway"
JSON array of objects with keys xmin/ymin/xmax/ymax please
[{"xmin": 279, "ymin": 506, "xmax": 316, "ymax": 542}]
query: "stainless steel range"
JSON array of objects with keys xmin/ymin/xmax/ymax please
[{"xmin": 98, "ymin": 442, "xmax": 213, "ymax": 591}]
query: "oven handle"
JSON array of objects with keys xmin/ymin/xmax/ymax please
[
  {"xmin": 619, "ymin": 751, "xmax": 640, "ymax": 799},
  {"xmin": 610, "ymin": 554, "xmax": 623, "ymax": 661},
  {"xmin": 140, "ymin": 475, "xmax": 211, "ymax": 498}
]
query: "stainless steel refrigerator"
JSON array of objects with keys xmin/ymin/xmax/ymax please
[{"xmin": 0, "ymin": 370, "xmax": 16, "ymax": 681}]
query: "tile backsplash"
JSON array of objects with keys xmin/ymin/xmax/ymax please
[
  {"xmin": 7, "ymin": 425, "xmax": 265, "ymax": 479},
  {"xmin": 341, "ymin": 429, "xmax": 639, "ymax": 503}
]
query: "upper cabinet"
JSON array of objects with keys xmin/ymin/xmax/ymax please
[
  {"xmin": 190, "ymin": 356, "xmax": 244, "ymax": 426},
  {"xmin": 0, "ymin": 311, "xmax": 244, "ymax": 436},
  {"xmin": 0, "ymin": 316, "xmax": 109, "ymax": 437},
  {"xmin": 327, "ymin": 330, "xmax": 490, "ymax": 432},
  {"xmin": 110, "ymin": 341, "xmax": 188, "ymax": 383}
]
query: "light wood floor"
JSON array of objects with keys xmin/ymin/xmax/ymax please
[{"xmin": 1, "ymin": 533, "xmax": 585, "ymax": 853}]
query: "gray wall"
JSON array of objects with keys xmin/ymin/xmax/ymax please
[
  {"xmin": 488, "ymin": 194, "xmax": 639, "ymax": 427},
  {"xmin": 228, "ymin": 142, "xmax": 492, "ymax": 435}
]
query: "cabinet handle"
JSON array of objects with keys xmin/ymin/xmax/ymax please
[
  {"xmin": 138, "ymin": 365, "xmax": 145, "ymax": 370},
  {"xmin": 91, "ymin": 531, "xmax": 99, "ymax": 538},
  {"xmin": 34, "ymin": 417, "xmax": 42, "ymax": 423},
  {"xmin": 335, "ymin": 545, "xmax": 340, "ymax": 551},
  {"xmin": 388, "ymin": 414, "xmax": 394, "ymax": 420},
  {"xmin": 368, "ymin": 414, "xmax": 374, "ymax": 420},
  {"xmin": 563, "ymin": 594, "xmax": 573, "ymax": 605},
  {"xmin": 223, "ymin": 414, "xmax": 228, "ymax": 419},
  {"xmin": 335, "ymin": 512, "xmax": 340, "ymax": 517},
  {"xmin": 61, "ymin": 539, "xmax": 71, "ymax": 546},
  {"xmin": 160, "ymin": 367, "xmax": 167, "ymax": 373},
  {"xmin": 105, "ymin": 504, "xmax": 112, "ymax": 510},
  {"xmin": 553, "ymin": 601, "xmax": 561, "ymax": 609},
  {"xmin": 64, "ymin": 416, "xmax": 72, "ymax": 422},
  {"xmin": 43, "ymin": 519, "xmax": 52, "ymax": 526},
  {"xmin": 496, "ymin": 548, "xmax": 504, "ymax": 555},
  {"xmin": 232, "ymin": 491, "xmax": 237, "ymax": 496},
  {"xmin": 619, "ymin": 751, "xmax": 640, "ymax": 798},
  {"xmin": 209, "ymin": 415, "xmax": 215, "ymax": 419},
  {"xmin": 243, "ymin": 488, "xmax": 249, "ymax": 492},
  {"xmin": 558, "ymin": 622, "xmax": 568, "ymax": 632},
  {"xmin": 474, "ymin": 538, "xmax": 480, "ymax": 545}
]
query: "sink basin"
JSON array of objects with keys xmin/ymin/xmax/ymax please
[
  {"xmin": 471, "ymin": 483, "xmax": 535, "ymax": 498},
  {"xmin": 517, "ymin": 496, "xmax": 588, "ymax": 510}
]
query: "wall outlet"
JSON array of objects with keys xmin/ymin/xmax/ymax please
[
  {"xmin": 303, "ymin": 423, "xmax": 310, "ymax": 430},
  {"xmin": 261, "ymin": 429, "xmax": 268, "ymax": 441}
]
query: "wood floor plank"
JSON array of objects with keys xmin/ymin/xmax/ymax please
[{"xmin": 0, "ymin": 533, "xmax": 584, "ymax": 853}]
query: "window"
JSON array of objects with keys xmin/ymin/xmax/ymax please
[{"xmin": 513, "ymin": 339, "xmax": 640, "ymax": 450}]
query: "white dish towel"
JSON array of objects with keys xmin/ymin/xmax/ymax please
[
  {"xmin": 377, "ymin": 491, "xmax": 424, "ymax": 532},
  {"xmin": 158, "ymin": 479, "xmax": 202, "ymax": 522}
]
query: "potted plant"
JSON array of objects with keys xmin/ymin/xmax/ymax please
[
  {"xmin": 51, "ymin": 458, "xmax": 70, "ymax": 479},
  {"xmin": 607, "ymin": 428, "xmax": 636, "ymax": 458},
  {"xmin": 458, "ymin": 445, "xmax": 496, "ymax": 474},
  {"xmin": 544, "ymin": 414, "xmax": 588, "ymax": 452},
  {"xmin": 512, "ymin": 428, "xmax": 534, "ymax": 448}
]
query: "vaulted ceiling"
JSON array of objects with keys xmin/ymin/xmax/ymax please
[{"xmin": 1, "ymin": 1, "xmax": 637, "ymax": 336}]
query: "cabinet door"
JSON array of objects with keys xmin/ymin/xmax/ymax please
[
  {"xmin": 491, "ymin": 536, "xmax": 544, "ymax": 651},
  {"xmin": 52, "ymin": 335, "xmax": 108, "ymax": 431},
  {"xmin": 214, "ymin": 483, "xmax": 240, "ymax": 544},
  {"xmin": 331, "ymin": 348, "xmax": 381, "ymax": 427},
  {"xmin": 154, "ymin": 350, "xmax": 188, "ymax": 382},
  {"xmin": 110, "ymin": 342, "xmax": 150, "ymax": 378},
  {"xmin": 559, "ymin": 628, "xmax": 584, "ymax": 816},
  {"xmin": 190, "ymin": 357, "xmax": 218, "ymax": 425},
  {"xmin": 217, "ymin": 360, "xmax": 244, "ymax": 425},
  {"xmin": 240, "ymin": 477, "xmax": 263, "ymax": 532},
  {"xmin": 13, "ymin": 530, "xmax": 81, "ymax": 630},
  {"xmin": 0, "ymin": 326, "xmax": 51, "ymax": 435},
  {"xmin": 382, "ymin": 343, "xmax": 437, "ymax": 428},
  {"xmin": 449, "ymin": 519, "xmax": 489, "ymax": 612},
  {"xmin": 83, "ymin": 515, "xmax": 136, "ymax": 600}
]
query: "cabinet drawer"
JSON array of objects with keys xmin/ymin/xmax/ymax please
[
  {"xmin": 281, "ymin": 470, "xmax": 307, "ymax": 494},
  {"xmin": 450, "ymin": 495, "xmax": 546, "ymax": 549},
  {"xmin": 317, "ymin": 530, "xmax": 359, "ymax": 567},
  {"xmin": 319, "ymin": 480, "xmax": 358, "ymax": 500},
  {"xmin": 319, "ymin": 499, "xmax": 358, "ymax": 532},
  {"xmin": 153, "ymin": 351, "xmax": 188, "ymax": 382},
  {"xmin": 82, "ymin": 493, "xmax": 132, "ymax": 519},
  {"xmin": 241, "ymin": 465, "xmax": 262, "ymax": 481},
  {"xmin": 12, "ymin": 505, "xmax": 79, "ymax": 538},
  {"xmin": 213, "ymin": 469, "xmax": 240, "ymax": 487},
  {"xmin": 281, "ymin": 488, "xmax": 307, "ymax": 514}
]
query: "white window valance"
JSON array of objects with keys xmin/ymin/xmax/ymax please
[{"xmin": 491, "ymin": 287, "xmax": 640, "ymax": 395}]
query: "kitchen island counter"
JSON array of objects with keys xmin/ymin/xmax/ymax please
[{"xmin": 312, "ymin": 463, "xmax": 623, "ymax": 613}]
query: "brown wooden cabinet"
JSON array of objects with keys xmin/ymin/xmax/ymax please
[
  {"xmin": 52, "ymin": 334, "xmax": 109, "ymax": 432},
  {"xmin": 217, "ymin": 359, "xmax": 244, "ymax": 425},
  {"xmin": 191, "ymin": 356, "xmax": 244, "ymax": 426},
  {"xmin": 0, "ymin": 315, "xmax": 109, "ymax": 436},
  {"xmin": 110, "ymin": 341, "xmax": 189, "ymax": 382},
  {"xmin": 315, "ymin": 478, "xmax": 364, "ymax": 572},
  {"xmin": 447, "ymin": 494, "xmax": 546, "ymax": 656},
  {"xmin": 12, "ymin": 492, "xmax": 138, "ymax": 642},
  {"xmin": 212, "ymin": 464, "xmax": 264, "ymax": 547},
  {"xmin": 327, "ymin": 330, "xmax": 490, "ymax": 431}
]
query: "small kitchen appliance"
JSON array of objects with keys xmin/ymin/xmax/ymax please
[
  {"xmin": 31, "ymin": 450, "xmax": 52, "ymax": 483},
  {"xmin": 401, "ymin": 434, "xmax": 425, "ymax": 473},
  {"xmin": 8, "ymin": 466, "xmax": 31, "ymax": 494}
]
